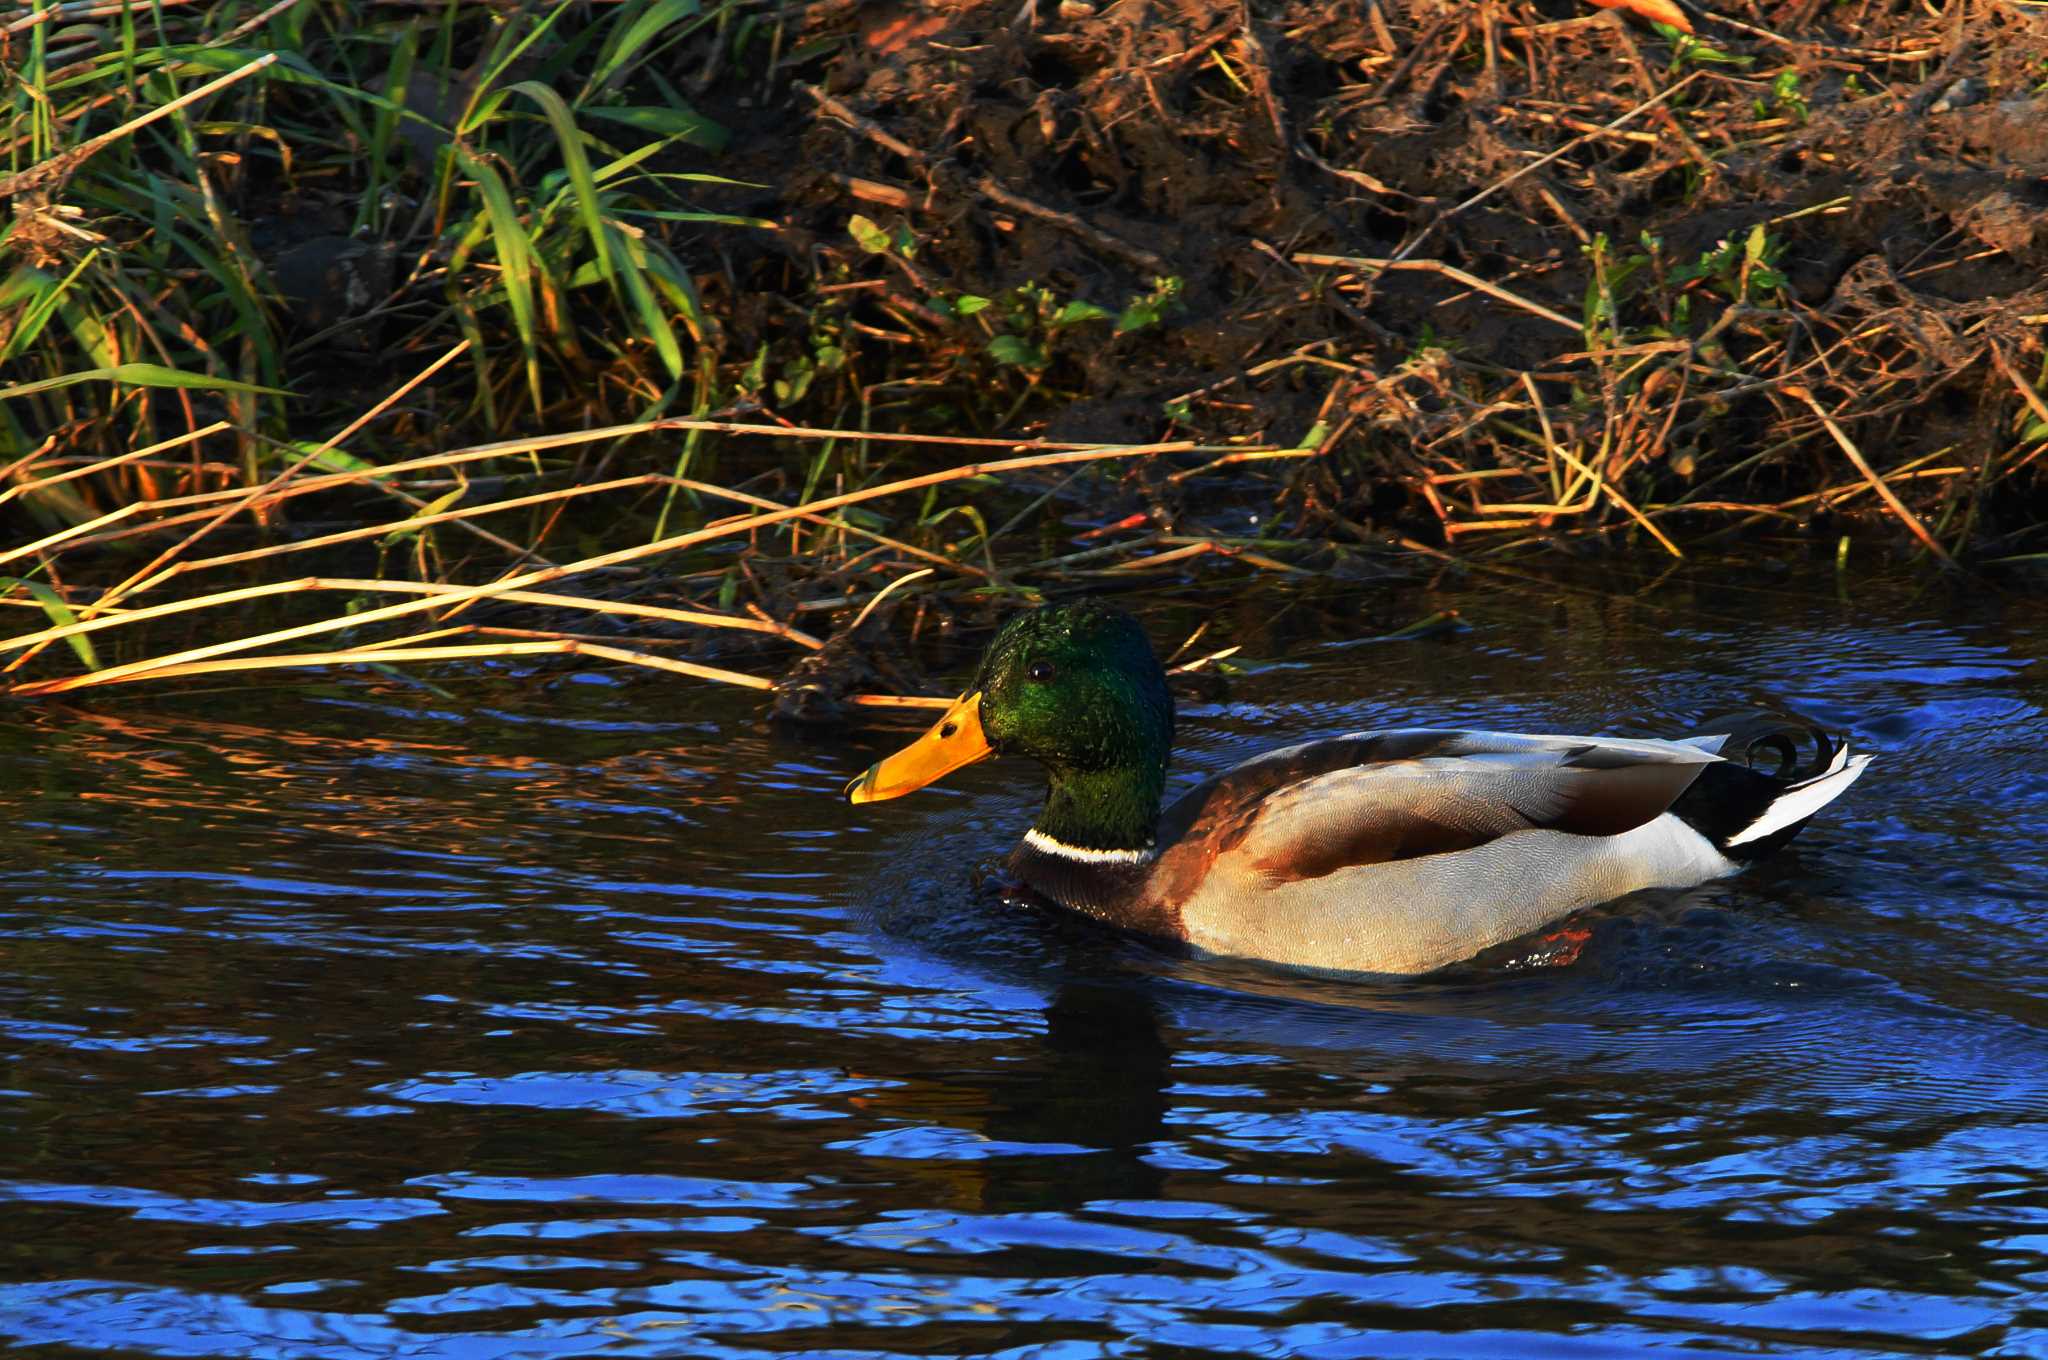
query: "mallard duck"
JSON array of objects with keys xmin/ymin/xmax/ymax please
[{"xmin": 845, "ymin": 602, "xmax": 1870, "ymax": 975}]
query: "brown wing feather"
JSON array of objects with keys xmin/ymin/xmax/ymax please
[
  {"xmin": 1148, "ymin": 730, "xmax": 1715, "ymax": 897},
  {"xmin": 1154, "ymin": 730, "xmax": 1472, "ymax": 846}
]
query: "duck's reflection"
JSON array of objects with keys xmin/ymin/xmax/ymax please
[{"xmin": 952, "ymin": 979, "xmax": 1174, "ymax": 1213}]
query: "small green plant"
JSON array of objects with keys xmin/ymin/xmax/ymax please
[
  {"xmin": 1581, "ymin": 225, "xmax": 1788, "ymax": 346},
  {"xmin": 1405, "ymin": 321, "xmax": 1464, "ymax": 363},
  {"xmin": 953, "ymin": 277, "xmax": 1184, "ymax": 372},
  {"xmin": 746, "ymin": 312, "xmax": 849, "ymax": 410},
  {"xmin": 847, "ymin": 214, "xmax": 917, "ymax": 259},
  {"xmin": 1115, "ymin": 276, "xmax": 1185, "ymax": 335},
  {"xmin": 1657, "ymin": 25, "xmax": 1755, "ymax": 72},
  {"xmin": 1756, "ymin": 70, "xmax": 1810, "ymax": 122},
  {"xmin": 1671, "ymin": 224, "xmax": 1788, "ymax": 310},
  {"xmin": 1582, "ymin": 233, "xmax": 1653, "ymax": 349}
]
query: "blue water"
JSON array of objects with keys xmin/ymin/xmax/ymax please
[{"xmin": 2, "ymin": 569, "xmax": 2044, "ymax": 1357}]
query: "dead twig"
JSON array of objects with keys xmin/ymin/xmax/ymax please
[
  {"xmin": 1294, "ymin": 254, "xmax": 1580, "ymax": 333},
  {"xmin": 1787, "ymin": 386, "xmax": 1955, "ymax": 568}
]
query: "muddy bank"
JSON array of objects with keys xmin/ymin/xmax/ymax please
[{"xmin": 702, "ymin": 0, "xmax": 2048, "ymax": 561}]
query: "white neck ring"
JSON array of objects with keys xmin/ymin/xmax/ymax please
[{"xmin": 1022, "ymin": 828, "xmax": 1157, "ymax": 865}]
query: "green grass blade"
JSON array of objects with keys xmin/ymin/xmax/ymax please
[
  {"xmin": 611, "ymin": 224, "xmax": 684, "ymax": 377},
  {"xmin": 509, "ymin": 80, "xmax": 614, "ymax": 290},
  {"xmin": 582, "ymin": 103, "xmax": 728, "ymax": 153},
  {"xmin": 361, "ymin": 23, "xmax": 421, "ymax": 233},
  {"xmin": 379, "ymin": 485, "xmax": 466, "ymax": 547},
  {"xmin": 0, "ymin": 365, "xmax": 290, "ymax": 400},
  {"xmin": 460, "ymin": 4, "xmax": 578, "ymax": 130},
  {"xmin": 591, "ymin": 0, "xmax": 704, "ymax": 91},
  {"xmin": 639, "ymin": 241, "xmax": 711, "ymax": 348},
  {"xmin": 0, "ymin": 578, "xmax": 102, "ymax": 672},
  {"xmin": 620, "ymin": 208, "xmax": 776, "ymax": 229},
  {"xmin": 451, "ymin": 146, "xmax": 543, "ymax": 411},
  {"xmin": 0, "ymin": 256, "xmax": 97, "ymax": 363}
]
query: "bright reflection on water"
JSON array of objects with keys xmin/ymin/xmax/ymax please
[{"xmin": 2, "ymin": 568, "xmax": 2045, "ymax": 1358}]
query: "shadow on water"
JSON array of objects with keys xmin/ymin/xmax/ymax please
[{"xmin": 1, "ymin": 564, "xmax": 2045, "ymax": 1358}]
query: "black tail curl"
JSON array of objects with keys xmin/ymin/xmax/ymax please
[{"xmin": 1670, "ymin": 714, "xmax": 1846, "ymax": 862}]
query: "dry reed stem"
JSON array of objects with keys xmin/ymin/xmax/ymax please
[
  {"xmin": 213, "ymin": 0, "xmax": 309, "ymax": 46},
  {"xmin": 90, "ymin": 340, "xmax": 483, "ymax": 613},
  {"xmin": 847, "ymin": 568, "xmax": 934, "ymax": 633},
  {"xmin": 0, "ymin": 433, "xmax": 62, "ymax": 486},
  {"xmin": 0, "ymin": 423, "xmax": 229, "ymax": 508},
  {"xmin": 1294, "ymin": 254, "xmax": 1580, "ymax": 333},
  {"xmin": 1164, "ymin": 448, "xmax": 1317, "ymax": 484},
  {"xmin": 3, "ymin": 0, "xmax": 204, "ymax": 34},
  {"xmin": 6, "ymin": 413, "xmax": 1236, "ymax": 601},
  {"xmin": 164, "ymin": 473, "xmax": 661, "ymax": 580},
  {"xmin": 672, "ymin": 478, "xmax": 990, "ymax": 579},
  {"xmin": 13, "ymin": 419, "xmax": 1262, "ymax": 569},
  {"xmin": 1107, "ymin": 541, "xmax": 1217, "ymax": 571},
  {"xmin": 1543, "ymin": 440, "xmax": 1683, "ymax": 557},
  {"xmin": 1643, "ymin": 465, "xmax": 1969, "ymax": 519},
  {"xmin": 7, "ymin": 439, "xmax": 1201, "ymax": 695},
  {"xmin": 351, "ymin": 625, "xmax": 479, "ymax": 651},
  {"xmin": 0, "ymin": 53, "xmax": 278, "ymax": 198},
  {"xmin": 0, "ymin": 576, "xmax": 821, "ymax": 665},
  {"xmin": 1786, "ymin": 385, "xmax": 1955, "ymax": 567},
  {"xmin": 48, "ymin": 639, "xmax": 777, "ymax": 691},
  {"xmin": 1991, "ymin": 345, "xmax": 2048, "ymax": 435}
]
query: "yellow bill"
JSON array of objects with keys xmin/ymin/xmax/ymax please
[{"xmin": 844, "ymin": 691, "xmax": 992, "ymax": 803}]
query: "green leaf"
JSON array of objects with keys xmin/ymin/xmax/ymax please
[
  {"xmin": 954, "ymin": 294, "xmax": 992, "ymax": 316},
  {"xmin": 380, "ymin": 485, "xmax": 467, "ymax": 547},
  {"xmin": 592, "ymin": 0, "xmax": 703, "ymax": 91},
  {"xmin": 0, "ymin": 256, "xmax": 95, "ymax": 363},
  {"xmin": 0, "ymin": 578, "xmax": 100, "ymax": 671},
  {"xmin": 1115, "ymin": 301, "xmax": 1160, "ymax": 334},
  {"xmin": 451, "ymin": 147, "xmax": 543, "ymax": 410},
  {"xmin": 581, "ymin": 102, "xmax": 728, "ymax": 153},
  {"xmin": 638, "ymin": 241, "xmax": 710, "ymax": 349},
  {"xmin": 511, "ymin": 80, "xmax": 613, "ymax": 290},
  {"xmin": 0, "ymin": 364, "xmax": 290, "ymax": 400},
  {"xmin": 835, "ymin": 506, "xmax": 889, "ymax": 532},
  {"xmin": 614, "ymin": 225, "xmax": 685, "ymax": 379},
  {"xmin": 986, "ymin": 334, "xmax": 1045, "ymax": 368},
  {"xmin": 774, "ymin": 357, "xmax": 815, "ymax": 406},
  {"xmin": 1054, "ymin": 299, "xmax": 1111, "ymax": 326},
  {"xmin": 618, "ymin": 208, "xmax": 776, "ymax": 229},
  {"xmin": 277, "ymin": 440, "xmax": 384, "ymax": 478},
  {"xmin": 848, "ymin": 214, "xmax": 893, "ymax": 255}
]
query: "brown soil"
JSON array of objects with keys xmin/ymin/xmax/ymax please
[{"xmin": 702, "ymin": 0, "xmax": 2048, "ymax": 560}]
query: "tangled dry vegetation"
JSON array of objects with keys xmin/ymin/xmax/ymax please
[
  {"xmin": 751, "ymin": 0, "xmax": 2048, "ymax": 564},
  {"xmin": 1, "ymin": 0, "xmax": 2044, "ymax": 709}
]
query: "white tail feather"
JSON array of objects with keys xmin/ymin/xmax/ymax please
[{"xmin": 1724, "ymin": 750, "xmax": 1871, "ymax": 847}]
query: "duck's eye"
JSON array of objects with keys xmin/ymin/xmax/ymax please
[{"xmin": 1027, "ymin": 660, "xmax": 1056, "ymax": 684}]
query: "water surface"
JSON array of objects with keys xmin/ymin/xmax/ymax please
[{"xmin": 3, "ymin": 567, "xmax": 2045, "ymax": 1357}]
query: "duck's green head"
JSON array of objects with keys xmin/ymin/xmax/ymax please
[{"xmin": 844, "ymin": 602, "xmax": 1174, "ymax": 852}]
